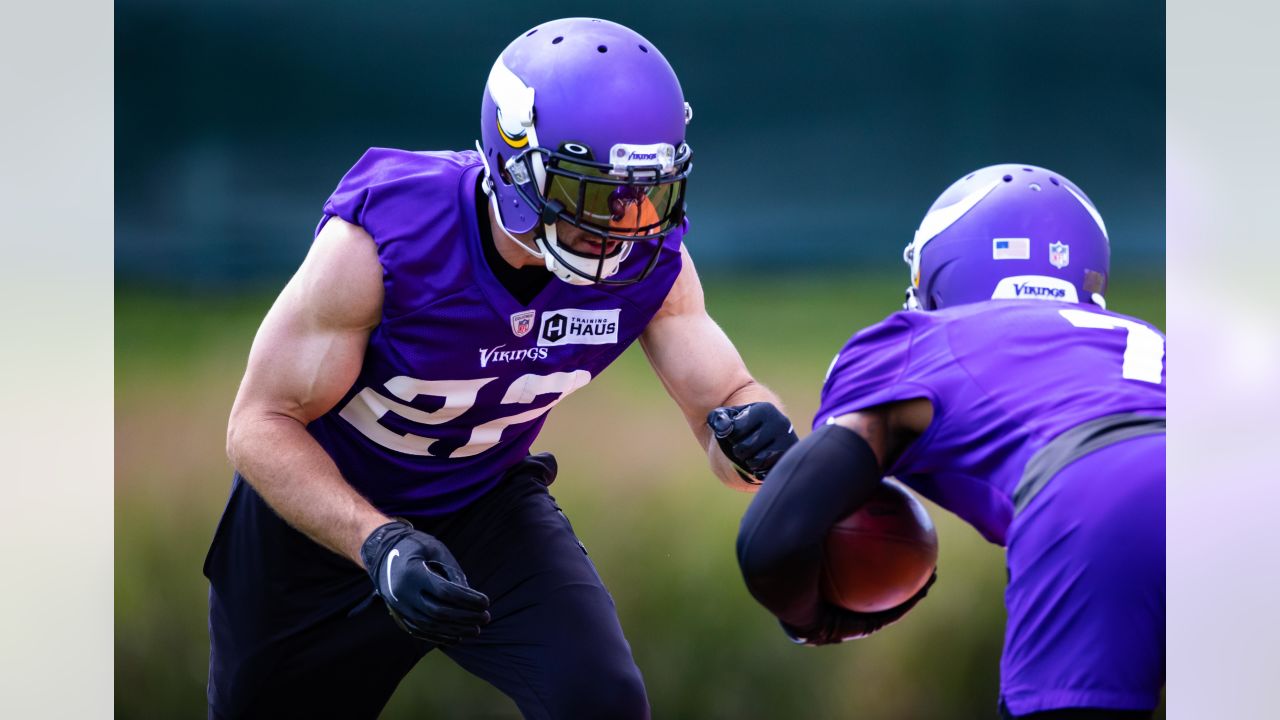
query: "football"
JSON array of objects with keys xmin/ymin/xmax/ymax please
[{"xmin": 821, "ymin": 479, "xmax": 939, "ymax": 613}]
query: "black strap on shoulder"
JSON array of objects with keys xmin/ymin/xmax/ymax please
[{"xmin": 1013, "ymin": 412, "xmax": 1166, "ymax": 515}]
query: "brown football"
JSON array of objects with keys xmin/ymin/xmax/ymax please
[{"xmin": 821, "ymin": 479, "xmax": 939, "ymax": 613}]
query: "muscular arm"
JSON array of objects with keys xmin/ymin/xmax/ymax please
[
  {"xmin": 639, "ymin": 247, "xmax": 787, "ymax": 491},
  {"xmin": 226, "ymin": 217, "xmax": 390, "ymax": 567}
]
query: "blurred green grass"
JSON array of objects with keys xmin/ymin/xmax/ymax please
[{"xmin": 116, "ymin": 272, "xmax": 1165, "ymax": 719}]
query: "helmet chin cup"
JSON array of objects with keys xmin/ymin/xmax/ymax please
[
  {"xmin": 536, "ymin": 222, "xmax": 627, "ymax": 286},
  {"xmin": 538, "ymin": 239, "xmax": 594, "ymax": 286}
]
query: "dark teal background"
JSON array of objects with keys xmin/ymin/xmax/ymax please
[{"xmin": 116, "ymin": 0, "xmax": 1163, "ymax": 288}]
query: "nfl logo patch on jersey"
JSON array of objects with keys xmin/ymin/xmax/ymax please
[
  {"xmin": 1049, "ymin": 242, "xmax": 1070, "ymax": 269},
  {"xmin": 511, "ymin": 310, "xmax": 536, "ymax": 338}
]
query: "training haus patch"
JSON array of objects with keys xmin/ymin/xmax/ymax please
[{"xmin": 538, "ymin": 308, "xmax": 621, "ymax": 347}]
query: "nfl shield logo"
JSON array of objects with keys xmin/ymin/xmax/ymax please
[
  {"xmin": 511, "ymin": 310, "xmax": 536, "ymax": 338},
  {"xmin": 1049, "ymin": 242, "xmax": 1070, "ymax": 269}
]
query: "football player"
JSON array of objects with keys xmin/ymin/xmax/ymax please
[
  {"xmin": 206, "ymin": 18, "xmax": 797, "ymax": 720},
  {"xmin": 730, "ymin": 165, "xmax": 1165, "ymax": 719}
]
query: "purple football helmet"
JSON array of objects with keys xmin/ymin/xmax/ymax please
[
  {"xmin": 478, "ymin": 18, "xmax": 693, "ymax": 286},
  {"xmin": 903, "ymin": 164, "xmax": 1110, "ymax": 311}
]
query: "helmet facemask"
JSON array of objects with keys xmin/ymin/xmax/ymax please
[{"xmin": 504, "ymin": 142, "xmax": 690, "ymax": 286}]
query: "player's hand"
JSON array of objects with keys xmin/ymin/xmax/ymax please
[
  {"xmin": 360, "ymin": 520, "xmax": 491, "ymax": 645},
  {"xmin": 706, "ymin": 402, "xmax": 799, "ymax": 483},
  {"xmin": 782, "ymin": 571, "xmax": 937, "ymax": 646}
]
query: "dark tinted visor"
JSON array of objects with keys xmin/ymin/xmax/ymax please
[{"xmin": 545, "ymin": 160, "xmax": 683, "ymax": 236}]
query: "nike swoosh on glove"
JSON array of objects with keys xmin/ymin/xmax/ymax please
[{"xmin": 361, "ymin": 520, "xmax": 491, "ymax": 645}]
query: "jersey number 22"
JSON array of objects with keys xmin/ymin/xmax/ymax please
[{"xmin": 338, "ymin": 371, "xmax": 593, "ymax": 458}]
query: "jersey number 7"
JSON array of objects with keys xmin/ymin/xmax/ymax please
[{"xmin": 1059, "ymin": 309, "xmax": 1165, "ymax": 384}]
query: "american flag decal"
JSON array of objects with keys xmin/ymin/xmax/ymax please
[{"xmin": 992, "ymin": 237, "xmax": 1030, "ymax": 260}]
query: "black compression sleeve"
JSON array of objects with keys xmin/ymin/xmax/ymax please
[{"xmin": 735, "ymin": 423, "xmax": 884, "ymax": 629}]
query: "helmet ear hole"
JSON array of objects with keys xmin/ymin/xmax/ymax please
[{"xmin": 496, "ymin": 153, "xmax": 511, "ymax": 185}]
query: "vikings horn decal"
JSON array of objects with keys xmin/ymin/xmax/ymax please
[{"xmin": 496, "ymin": 111, "xmax": 529, "ymax": 148}]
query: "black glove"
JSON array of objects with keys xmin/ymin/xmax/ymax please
[
  {"xmin": 782, "ymin": 571, "xmax": 937, "ymax": 646},
  {"xmin": 360, "ymin": 520, "xmax": 491, "ymax": 645},
  {"xmin": 706, "ymin": 402, "xmax": 800, "ymax": 483}
]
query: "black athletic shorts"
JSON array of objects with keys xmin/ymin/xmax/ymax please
[{"xmin": 205, "ymin": 454, "xmax": 648, "ymax": 719}]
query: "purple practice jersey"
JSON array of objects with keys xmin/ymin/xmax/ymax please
[
  {"xmin": 815, "ymin": 300, "xmax": 1166, "ymax": 545},
  {"xmin": 306, "ymin": 148, "xmax": 684, "ymax": 519}
]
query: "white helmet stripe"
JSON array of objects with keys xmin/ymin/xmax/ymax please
[
  {"xmin": 1062, "ymin": 184, "xmax": 1109, "ymax": 239},
  {"xmin": 909, "ymin": 179, "xmax": 1002, "ymax": 286},
  {"xmin": 487, "ymin": 58, "xmax": 547, "ymax": 196},
  {"xmin": 914, "ymin": 179, "xmax": 1002, "ymax": 246},
  {"xmin": 486, "ymin": 58, "xmax": 535, "ymax": 136}
]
